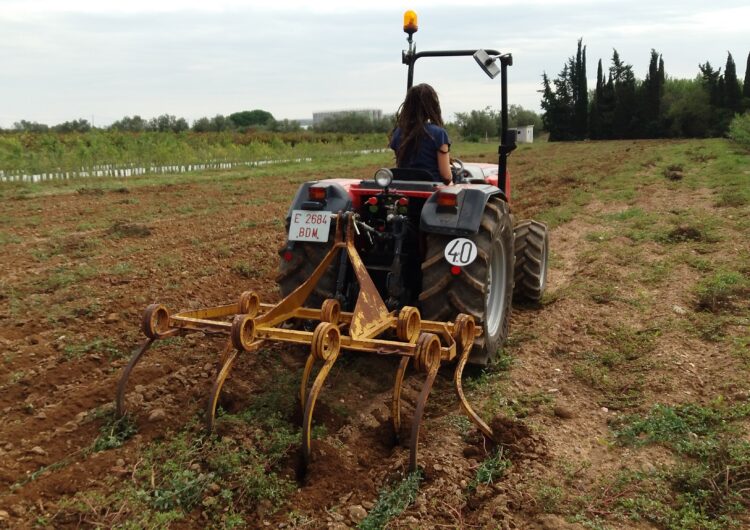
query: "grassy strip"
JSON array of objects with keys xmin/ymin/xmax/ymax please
[{"xmin": 584, "ymin": 400, "xmax": 750, "ymax": 529}]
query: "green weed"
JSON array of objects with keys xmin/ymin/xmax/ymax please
[
  {"xmin": 468, "ymin": 448, "xmax": 510, "ymax": 492},
  {"xmin": 63, "ymin": 337, "xmax": 123, "ymax": 360},
  {"xmin": 40, "ymin": 264, "xmax": 97, "ymax": 291},
  {"xmin": 93, "ymin": 413, "xmax": 138, "ymax": 452},
  {"xmin": 0, "ymin": 231, "xmax": 21, "ymax": 245},
  {"xmin": 358, "ymin": 471, "xmax": 422, "ymax": 530},
  {"xmin": 537, "ymin": 485, "xmax": 564, "ymax": 513},
  {"xmin": 695, "ymin": 270, "xmax": 748, "ymax": 311}
]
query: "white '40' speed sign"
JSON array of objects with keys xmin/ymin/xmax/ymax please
[{"xmin": 444, "ymin": 238, "xmax": 478, "ymax": 266}]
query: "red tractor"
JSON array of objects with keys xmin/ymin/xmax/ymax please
[
  {"xmin": 116, "ymin": 11, "xmax": 551, "ymax": 470},
  {"xmin": 277, "ymin": 11, "xmax": 549, "ymax": 365}
]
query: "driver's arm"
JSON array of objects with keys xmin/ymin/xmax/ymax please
[{"xmin": 437, "ymin": 144, "xmax": 452, "ymax": 184}]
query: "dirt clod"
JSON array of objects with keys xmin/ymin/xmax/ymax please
[
  {"xmin": 666, "ymin": 225, "xmax": 703, "ymax": 242},
  {"xmin": 663, "ymin": 165, "xmax": 684, "ymax": 180},
  {"xmin": 347, "ymin": 505, "xmax": 367, "ymax": 523},
  {"xmin": 553, "ymin": 405, "xmax": 575, "ymax": 419},
  {"xmin": 148, "ymin": 408, "xmax": 166, "ymax": 421},
  {"xmin": 107, "ymin": 220, "xmax": 152, "ymax": 238}
]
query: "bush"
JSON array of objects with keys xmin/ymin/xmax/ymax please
[{"xmin": 728, "ymin": 112, "xmax": 750, "ymax": 150}]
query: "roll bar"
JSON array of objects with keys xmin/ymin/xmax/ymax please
[{"xmin": 402, "ymin": 44, "xmax": 515, "ymax": 195}]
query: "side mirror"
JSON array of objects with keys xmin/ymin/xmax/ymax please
[
  {"xmin": 502, "ymin": 129, "xmax": 517, "ymax": 153},
  {"xmin": 473, "ymin": 49, "xmax": 500, "ymax": 79}
]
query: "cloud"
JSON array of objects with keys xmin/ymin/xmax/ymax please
[{"xmin": 0, "ymin": 1, "xmax": 747, "ymax": 126}]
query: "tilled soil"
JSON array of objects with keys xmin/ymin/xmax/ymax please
[{"xmin": 1, "ymin": 139, "xmax": 748, "ymax": 529}]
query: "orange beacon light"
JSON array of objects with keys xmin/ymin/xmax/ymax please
[{"xmin": 403, "ymin": 10, "xmax": 418, "ymax": 35}]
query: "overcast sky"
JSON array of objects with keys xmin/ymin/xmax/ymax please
[{"xmin": 1, "ymin": 0, "xmax": 748, "ymax": 127}]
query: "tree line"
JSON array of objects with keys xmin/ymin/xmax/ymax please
[
  {"xmin": 4, "ymin": 106, "xmax": 546, "ymax": 138},
  {"xmin": 542, "ymin": 40, "xmax": 750, "ymax": 141},
  {"xmin": 3, "ymin": 109, "xmax": 304, "ymax": 134}
]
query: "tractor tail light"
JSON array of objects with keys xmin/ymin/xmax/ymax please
[
  {"xmin": 308, "ymin": 186, "xmax": 327, "ymax": 201},
  {"xmin": 450, "ymin": 266, "xmax": 462, "ymax": 276},
  {"xmin": 283, "ymin": 250, "xmax": 293, "ymax": 262},
  {"xmin": 397, "ymin": 197, "xmax": 409, "ymax": 207},
  {"xmin": 366, "ymin": 197, "xmax": 378, "ymax": 205},
  {"xmin": 437, "ymin": 192, "xmax": 457, "ymax": 208}
]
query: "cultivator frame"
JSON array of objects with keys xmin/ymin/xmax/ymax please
[{"xmin": 116, "ymin": 212, "xmax": 496, "ymax": 472}]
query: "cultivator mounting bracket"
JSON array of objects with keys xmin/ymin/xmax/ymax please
[{"xmin": 116, "ymin": 213, "xmax": 496, "ymax": 472}]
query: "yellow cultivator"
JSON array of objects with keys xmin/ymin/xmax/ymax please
[{"xmin": 116, "ymin": 213, "xmax": 497, "ymax": 473}]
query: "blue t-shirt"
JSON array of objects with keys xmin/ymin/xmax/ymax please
[{"xmin": 389, "ymin": 123, "xmax": 450, "ymax": 181}]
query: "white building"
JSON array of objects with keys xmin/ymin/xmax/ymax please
[{"xmin": 514, "ymin": 125, "xmax": 534, "ymax": 143}]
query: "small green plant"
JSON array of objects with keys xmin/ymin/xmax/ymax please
[
  {"xmin": 695, "ymin": 270, "xmax": 748, "ymax": 311},
  {"xmin": 137, "ymin": 434, "xmax": 215, "ymax": 512},
  {"xmin": 111, "ymin": 261, "xmax": 133, "ymax": 275},
  {"xmin": 63, "ymin": 338, "xmax": 124, "ymax": 360},
  {"xmin": 232, "ymin": 261, "xmax": 260, "ymax": 278},
  {"xmin": 93, "ymin": 413, "xmax": 137, "ymax": 451},
  {"xmin": 358, "ymin": 471, "xmax": 422, "ymax": 530},
  {"xmin": 468, "ymin": 448, "xmax": 510, "ymax": 491},
  {"xmin": 0, "ymin": 231, "xmax": 21, "ymax": 245},
  {"xmin": 537, "ymin": 485, "xmax": 564, "ymax": 513}
]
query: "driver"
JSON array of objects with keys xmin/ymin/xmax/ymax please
[{"xmin": 389, "ymin": 83, "xmax": 453, "ymax": 185}]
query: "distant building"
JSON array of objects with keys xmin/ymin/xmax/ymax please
[
  {"xmin": 312, "ymin": 109, "xmax": 383, "ymax": 126},
  {"xmin": 514, "ymin": 125, "xmax": 534, "ymax": 143}
]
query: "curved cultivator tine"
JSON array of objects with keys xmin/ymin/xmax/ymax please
[
  {"xmin": 206, "ymin": 345, "xmax": 239, "ymax": 433},
  {"xmin": 300, "ymin": 322, "xmax": 342, "ymax": 474},
  {"xmin": 391, "ymin": 356, "xmax": 411, "ymax": 443},
  {"xmin": 407, "ymin": 333, "xmax": 442, "ymax": 472},
  {"xmin": 115, "ymin": 338, "xmax": 155, "ymax": 418},
  {"xmin": 454, "ymin": 341, "xmax": 495, "ymax": 442}
]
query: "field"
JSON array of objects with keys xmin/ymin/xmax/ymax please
[{"xmin": 0, "ymin": 137, "xmax": 749, "ymax": 529}]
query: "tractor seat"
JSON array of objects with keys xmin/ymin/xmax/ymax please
[{"xmin": 390, "ymin": 167, "xmax": 440, "ymax": 183}]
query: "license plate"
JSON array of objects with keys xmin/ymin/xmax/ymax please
[{"xmin": 288, "ymin": 210, "xmax": 332, "ymax": 242}]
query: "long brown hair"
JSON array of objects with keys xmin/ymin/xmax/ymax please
[{"xmin": 391, "ymin": 83, "xmax": 444, "ymax": 166}]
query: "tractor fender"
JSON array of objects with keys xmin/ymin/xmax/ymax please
[
  {"xmin": 419, "ymin": 184, "xmax": 506, "ymax": 236},
  {"xmin": 285, "ymin": 181, "xmax": 352, "ymax": 222}
]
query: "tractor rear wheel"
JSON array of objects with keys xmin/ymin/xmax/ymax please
[
  {"xmin": 512, "ymin": 219, "xmax": 549, "ymax": 303},
  {"xmin": 419, "ymin": 197, "xmax": 514, "ymax": 365},
  {"xmin": 276, "ymin": 236, "xmax": 338, "ymax": 307}
]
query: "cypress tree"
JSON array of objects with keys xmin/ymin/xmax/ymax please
[
  {"xmin": 589, "ymin": 59, "xmax": 605, "ymax": 139},
  {"xmin": 610, "ymin": 50, "xmax": 637, "ymax": 138},
  {"xmin": 699, "ymin": 62, "xmax": 721, "ymax": 106},
  {"xmin": 573, "ymin": 38, "xmax": 588, "ymax": 139},
  {"xmin": 743, "ymin": 52, "xmax": 750, "ymax": 111},
  {"xmin": 724, "ymin": 52, "xmax": 742, "ymax": 113},
  {"xmin": 641, "ymin": 49, "xmax": 665, "ymax": 137}
]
